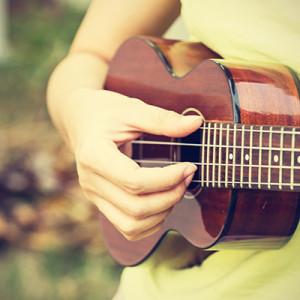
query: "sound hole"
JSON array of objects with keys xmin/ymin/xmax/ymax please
[{"xmin": 177, "ymin": 129, "xmax": 201, "ymax": 191}]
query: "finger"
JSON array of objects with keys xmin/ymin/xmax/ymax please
[
  {"xmin": 123, "ymin": 221, "xmax": 165, "ymax": 241},
  {"xmin": 79, "ymin": 168, "xmax": 188, "ymax": 218},
  {"xmin": 113, "ymin": 213, "xmax": 169, "ymax": 242},
  {"xmin": 126, "ymin": 98, "xmax": 203, "ymax": 137},
  {"xmin": 91, "ymin": 140, "xmax": 197, "ymax": 195},
  {"xmin": 88, "ymin": 193, "xmax": 172, "ymax": 241}
]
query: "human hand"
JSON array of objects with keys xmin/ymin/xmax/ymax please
[{"xmin": 65, "ymin": 88, "xmax": 203, "ymax": 241}]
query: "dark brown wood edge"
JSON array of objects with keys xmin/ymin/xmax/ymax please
[
  {"xmin": 286, "ymin": 66, "xmax": 300, "ymax": 237},
  {"xmin": 201, "ymin": 61, "xmax": 240, "ymax": 249}
]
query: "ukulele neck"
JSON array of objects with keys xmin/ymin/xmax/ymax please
[{"xmin": 195, "ymin": 122, "xmax": 300, "ymax": 191}]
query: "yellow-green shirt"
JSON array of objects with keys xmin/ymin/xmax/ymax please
[
  {"xmin": 181, "ymin": 0, "xmax": 300, "ymax": 77},
  {"xmin": 119, "ymin": 1, "xmax": 300, "ymax": 299}
]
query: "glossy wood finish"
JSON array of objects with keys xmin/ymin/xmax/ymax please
[{"xmin": 102, "ymin": 36, "xmax": 300, "ymax": 266}]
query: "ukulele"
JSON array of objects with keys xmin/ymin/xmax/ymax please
[{"xmin": 101, "ymin": 36, "xmax": 300, "ymax": 266}]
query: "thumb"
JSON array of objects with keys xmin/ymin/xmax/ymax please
[{"xmin": 128, "ymin": 98, "xmax": 203, "ymax": 137}]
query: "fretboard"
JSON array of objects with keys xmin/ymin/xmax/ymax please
[{"xmin": 196, "ymin": 122, "xmax": 300, "ymax": 191}]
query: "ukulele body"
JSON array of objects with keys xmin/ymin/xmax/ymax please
[{"xmin": 102, "ymin": 36, "xmax": 300, "ymax": 266}]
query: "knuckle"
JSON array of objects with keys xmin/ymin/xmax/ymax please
[
  {"xmin": 153, "ymin": 109, "xmax": 181, "ymax": 136},
  {"xmin": 127, "ymin": 202, "xmax": 149, "ymax": 219},
  {"xmin": 77, "ymin": 172, "xmax": 89, "ymax": 190},
  {"xmin": 123, "ymin": 234, "xmax": 139, "ymax": 242},
  {"xmin": 122, "ymin": 177, "xmax": 145, "ymax": 195},
  {"xmin": 120, "ymin": 221, "xmax": 139, "ymax": 239},
  {"xmin": 77, "ymin": 176, "xmax": 86, "ymax": 190},
  {"xmin": 173, "ymin": 190, "xmax": 185, "ymax": 204},
  {"xmin": 77, "ymin": 170, "xmax": 92, "ymax": 192},
  {"xmin": 155, "ymin": 111, "xmax": 169, "ymax": 134},
  {"xmin": 75, "ymin": 144, "xmax": 92, "ymax": 169},
  {"xmin": 165, "ymin": 109, "xmax": 180, "ymax": 120},
  {"xmin": 166, "ymin": 186, "xmax": 185, "ymax": 206},
  {"xmin": 75, "ymin": 139, "xmax": 107, "ymax": 169},
  {"xmin": 175, "ymin": 185, "xmax": 185, "ymax": 201},
  {"xmin": 159, "ymin": 109, "xmax": 178, "ymax": 124}
]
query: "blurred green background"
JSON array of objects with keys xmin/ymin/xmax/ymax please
[{"xmin": 0, "ymin": 1, "xmax": 122, "ymax": 299}]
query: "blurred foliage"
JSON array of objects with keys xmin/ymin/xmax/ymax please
[
  {"xmin": 0, "ymin": 250, "xmax": 121, "ymax": 300},
  {"xmin": 1, "ymin": 0, "xmax": 83, "ymax": 124},
  {"xmin": 0, "ymin": 2, "xmax": 122, "ymax": 299}
]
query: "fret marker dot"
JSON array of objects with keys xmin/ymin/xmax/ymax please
[
  {"xmin": 298, "ymin": 156, "xmax": 300, "ymax": 164},
  {"xmin": 229, "ymin": 153, "xmax": 233, "ymax": 160},
  {"xmin": 274, "ymin": 155, "xmax": 279, "ymax": 163},
  {"xmin": 245, "ymin": 154, "xmax": 249, "ymax": 161}
]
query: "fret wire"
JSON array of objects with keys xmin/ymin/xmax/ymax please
[
  {"xmin": 240, "ymin": 124, "xmax": 245, "ymax": 188},
  {"xmin": 232, "ymin": 123, "xmax": 237, "ymax": 188},
  {"xmin": 132, "ymin": 161, "xmax": 300, "ymax": 188},
  {"xmin": 134, "ymin": 159, "xmax": 300, "ymax": 169},
  {"xmin": 291, "ymin": 127, "xmax": 296, "ymax": 190},
  {"xmin": 212, "ymin": 122, "xmax": 217, "ymax": 187},
  {"xmin": 132, "ymin": 140, "xmax": 202, "ymax": 147},
  {"xmin": 279, "ymin": 127, "xmax": 284, "ymax": 190},
  {"xmin": 191, "ymin": 179, "xmax": 300, "ymax": 187},
  {"xmin": 201, "ymin": 122, "xmax": 206, "ymax": 187},
  {"xmin": 258, "ymin": 125, "xmax": 263, "ymax": 189},
  {"xmin": 134, "ymin": 123, "xmax": 300, "ymax": 191},
  {"xmin": 225, "ymin": 124, "xmax": 230, "ymax": 188},
  {"xmin": 132, "ymin": 140, "xmax": 298, "ymax": 152},
  {"xmin": 218, "ymin": 123, "xmax": 223, "ymax": 188},
  {"xmin": 206, "ymin": 122, "xmax": 211, "ymax": 187},
  {"xmin": 198, "ymin": 123, "xmax": 300, "ymax": 134},
  {"xmin": 249, "ymin": 125, "xmax": 253, "ymax": 189}
]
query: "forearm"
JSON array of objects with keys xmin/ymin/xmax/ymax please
[
  {"xmin": 46, "ymin": 51, "xmax": 108, "ymax": 147},
  {"xmin": 45, "ymin": 0, "xmax": 201, "ymax": 241},
  {"xmin": 47, "ymin": 0, "xmax": 181, "ymax": 149}
]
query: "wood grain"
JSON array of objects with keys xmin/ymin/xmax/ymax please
[{"xmin": 101, "ymin": 36, "xmax": 300, "ymax": 266}]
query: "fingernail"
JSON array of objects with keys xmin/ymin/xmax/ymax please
[
  {"xmin": 184, "ymin": 115, "xmax": 203, "ymax": 123},
  {"xmin": 185, "ymin": 174, "xmax": 194, "ymax": 187},
  {"xmin": 183, "ymin": 164, "xmax": 197, "ymax": 178}
]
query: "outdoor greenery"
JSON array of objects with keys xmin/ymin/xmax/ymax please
[
  {"xmin": 1, "ymin": 1, "xmax": 82, "ymax": 124},
  {"xmin": 0, "ymin": 2, "xmax": 122, "ymax": 299}
]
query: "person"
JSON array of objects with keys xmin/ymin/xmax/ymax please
[{"xmin": 47, "ymin": 0, "xmax": 300, "ymax": 299}]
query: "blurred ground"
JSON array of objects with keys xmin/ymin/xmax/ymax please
[{"xmin": 0, "ymin": 1, "xmax": 122, "ymax": 299}]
